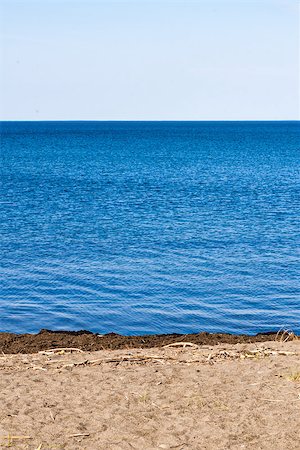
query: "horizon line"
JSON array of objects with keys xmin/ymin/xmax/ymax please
[{"xmin": 1, "ymin": 119, "xmax": 299, "ymax": 123}]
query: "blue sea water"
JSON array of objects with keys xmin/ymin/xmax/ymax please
[{"xmin": 0, "ymin": 121, "xmax": 299, "ymax": 335}]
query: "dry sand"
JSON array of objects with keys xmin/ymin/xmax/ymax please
[{"xmin": 0, "ymin": 340, "xmax": 299, "ymax": 449}]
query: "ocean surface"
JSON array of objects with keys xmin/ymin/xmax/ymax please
[{"xmin": 1, "ymin": 121, "xmax": 299, "ymax": 335}]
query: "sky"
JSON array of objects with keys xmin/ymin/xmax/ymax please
[{"xmin": 0, "ymin": 0, "xmax": 299, "ymax": 121}]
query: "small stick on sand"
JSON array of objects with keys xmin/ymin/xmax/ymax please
[
  {"xmin": 68, "ymin": 433, "xmax": 90, "ymax": 438},
  {"xmin": 1, "ymin": 435, "xmax": 32, "ymax": 442},
  {"xmin": 39, "ymin": 348, "xmax": 84, "ymax": 355},
  {"xmin": 59, "ymin": 355, "xmax": 175, "ymax": 369},
  {"xmin": 277, "ymin": 351, "xmax": 297, "ymax": 356},
  {"xmin": 163, "ymin": 342, "xmax": 200, "ymax": 349},
  {"xmin": 261, "ymin": 399, "xmax": 287, "ymax": 402}
]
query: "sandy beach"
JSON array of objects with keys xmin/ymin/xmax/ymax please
[{"xmin": 1, "ymin": 338, "xmax": 299, "ymax": 449}]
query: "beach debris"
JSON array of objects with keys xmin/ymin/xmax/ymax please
[
  {"xmin": 287, "ymin": 372, "xmax": 300, "ymax": 382},
  {"xmin": 209, "ymin": 348, "xmax": 297, "ymax": 361},
  {"xmin": 38, "ymin": 347, "xmax": 84, "ymax": 355},
  {"xmin": 57, "ymin": 354, "xmax": 175, "ymax": 369},
  {"xmin": 276, "ymin": 351, "xmax": 296, "ymax": 356},
  {"xmin": 163, "ymin": 342, "xmax": 200, "ymax": 349},
  {"xmin": 19, "ymin": 344, "xmax": 299, "ymax": 371},
  {"xmin": 68, "ymin": 433, "xmax": 90, "ymax": 438},
  {"xmin": 47, "ymin": 348, "xmax": 297, "ymax": 370},
  {"xmin": 0, "ymin": 435, "xmax": 32, "ymax": 446},
  {"xmin": 275, "ymin": 328, "xmax": 298, "ymax": 343}
]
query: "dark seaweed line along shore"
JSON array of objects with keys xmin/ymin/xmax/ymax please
[{"xmin": 0, "ymin": 329, "xmax": 298, "ymax": 354}]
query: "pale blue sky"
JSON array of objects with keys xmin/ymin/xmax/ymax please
[{"xmin": 0, "ymin": 0, "xmax": 299, "ymax": 120}]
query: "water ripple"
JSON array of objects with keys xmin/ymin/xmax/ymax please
[{"xmin": 1, "ymin": 121, "xmax": 300, "ymax": 334}]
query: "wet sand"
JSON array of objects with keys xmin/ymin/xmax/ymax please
[{"xmin": 0, "ymin": 338, "xmax": 299, "ymax": 449}]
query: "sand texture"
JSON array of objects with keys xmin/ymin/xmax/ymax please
[{"xmin": 0, "ymin": 340, "xmax": 299, "ymax": 449}]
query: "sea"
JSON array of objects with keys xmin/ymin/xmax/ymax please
[{"xmin": 1, "ymin": 121, "xmax": 299, "ymax": 335}]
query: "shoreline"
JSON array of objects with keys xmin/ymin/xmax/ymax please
[{"xmin": 1, "ymin": 329, "xmax": 296, "ymax": 354}]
